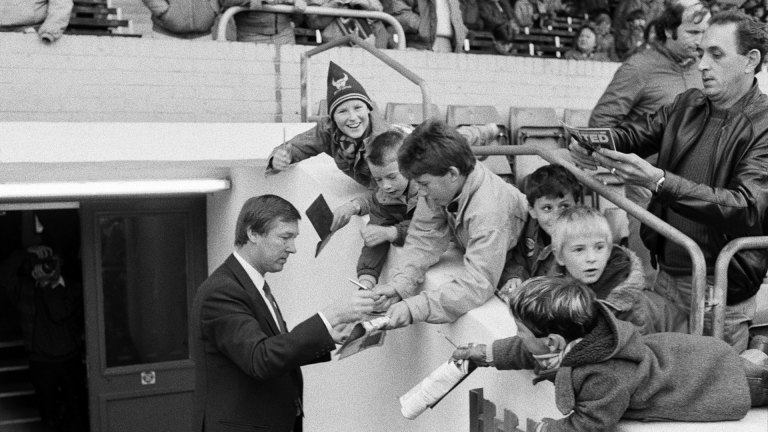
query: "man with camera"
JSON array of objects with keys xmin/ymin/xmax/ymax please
[{"xmin": 0, "ymin": 245, "xmax": 86, "ymax": 431}]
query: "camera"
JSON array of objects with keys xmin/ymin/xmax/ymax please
[{"xmin": 28, "ymin": 253, "xmax": 59, "ymax": 275}]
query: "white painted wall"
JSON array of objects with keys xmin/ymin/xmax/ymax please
[{"xmin": 0, "ymin": 32, "xmax": 620, "ymax": 124}]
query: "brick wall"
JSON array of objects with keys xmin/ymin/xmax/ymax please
[{"xmin": 0, "ymin": 32, "xmax": 620, "ymax": 123}]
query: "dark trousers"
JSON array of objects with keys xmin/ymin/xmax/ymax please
[{"xmin": 30, "ymin": 356, "xmax": 87, "ymax": 431}]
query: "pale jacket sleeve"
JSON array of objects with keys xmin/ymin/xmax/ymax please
[
  {"xmin": 403, "ymin": 224, "xmax": 515, "ymax": 323},
  {"xmin": 588, "ymin": 61, "xmax": 645, "ymax": 128},
  {"xmin": 389, "ymin": 197, "xmax": 451, "ymax": 299},
  {"xmin": 38, "ymin": 0, "xmax": 73, "ymax": 42}
]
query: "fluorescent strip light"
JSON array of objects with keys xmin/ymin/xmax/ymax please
[
  {"xmin": 0, "ymin": 202, "xmax": 80, "ymax": 211},
  {"xmin": 0, "ymin": 179, "xmax": 230, "ymax": 199}
]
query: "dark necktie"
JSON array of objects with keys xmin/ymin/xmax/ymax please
[{"xmin": 262, "ymin": 281, "xmax": 287, "ymax": 334}]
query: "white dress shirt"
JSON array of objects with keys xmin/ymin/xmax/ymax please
[{"xmin": 233, "ymin": 251, "xmax": 333, "ymax": 334}]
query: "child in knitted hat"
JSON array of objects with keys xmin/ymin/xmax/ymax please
[{"xmin": 268, "ymin": 61, "xmax": 391, "ymax": 232}]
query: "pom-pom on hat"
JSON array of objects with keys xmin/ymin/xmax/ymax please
[{"xmin": 327, "ymin": 62, "xmax": 373, "ymax": 116}]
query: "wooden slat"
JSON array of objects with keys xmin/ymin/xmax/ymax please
[
  {"xmin": 72, "ymin": 5, "xmax": 116, "ymax": 13},
  {"xmin": 68, "ymin": 17, "xmax": 129, "ymax": 27}
]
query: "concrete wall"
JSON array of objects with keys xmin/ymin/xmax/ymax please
[{"xmin": 0, "ymin": 32, "xmax": 620, "ymax": 123}]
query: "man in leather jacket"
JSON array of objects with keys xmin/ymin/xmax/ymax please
[{"xmin": 570, "ymin": 10, "xmax": 768, "ymax": 352}]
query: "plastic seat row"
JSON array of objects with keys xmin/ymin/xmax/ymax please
[{"xmin": 383, "ymin": 103, "xmax": 594, "ymax": 184}]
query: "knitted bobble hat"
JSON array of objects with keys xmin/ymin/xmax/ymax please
[{"xmin": 327, "ymin": 62, "xmax": 373, "ymax": 117}]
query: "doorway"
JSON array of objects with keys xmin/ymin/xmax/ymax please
[
  {"xmin": 80, "ymin": 197, "xmax": 207, "ymax": 432},
  {"xmin": 0, "ymin": 196, "xmax": 207, "ymax": 432},
  {"xmin": 0, "ymin": 206, "xmax": 88, "ymax": 432}
]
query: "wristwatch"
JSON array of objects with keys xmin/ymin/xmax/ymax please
[{"xmin": 654, "ymin": 172, "xmax": 666, "ymax": 194}]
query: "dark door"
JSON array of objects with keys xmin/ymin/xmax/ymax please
[{"xmin": 81, "ymin": 197, "xmax": 207, "ymax": 432}]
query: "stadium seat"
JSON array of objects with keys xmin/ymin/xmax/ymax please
[
  {"xmin": 563, "ymin": 108, "xmax": 593, "ymax": 127},
  {"xmin": 385, "ymin": 103, "xmax": 441, "ymax": 126},
  {"xmin": 509, "ymin": 107, "xmax": 566, "ymax": 186},
  {"xmin": 446, "ymin": 105, "xmax": 512, "ymax": 177},
  {"xmin": 446, "ymin": 105, "xmax": 503, "ymax": 127}
]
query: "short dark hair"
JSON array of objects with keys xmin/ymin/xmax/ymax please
[
  {"xmin": 509, "ymin": 276, "xmax": 598, "ymax": 341},
  {"xmin": 397, "ymin": 119, "xmax": 476, "ymax": 178},
  {"xmin": 234, "ymin": 195, "xmax": 301, "ymax": 247},
  {"xmin": 654, "ymin": 0, "xmax": 709, "ymax": 42},
  {"xmin": 626, "ymin": 8, "xmax": 646, "ymax": 22},
  {"xmin": 710, "ymin": 10, "xmax": 768, "ymax": 74},
  {"xmin": 367, "ymin": 129, "xmax": 406, "ymax": 167},
  {"xmin": 524, "ymin": 164, "xmax": 583, "ymax": 207}
]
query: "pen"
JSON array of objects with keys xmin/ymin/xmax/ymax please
[{"xmin": 347, "ymin": 277, "xmax": 370, "ymax": 290}]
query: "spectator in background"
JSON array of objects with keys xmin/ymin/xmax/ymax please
[
  {"xmin": 305, "ymin": 0, "xmax": 392, "ymax": 48},
  {"xmin": 743, "ymin": 0, "xmax": 767, "ymax": 20},
  {"xmin": 615, "ymin": 8, "xmax": 648, "ymax": 59},
  {"xmin": 219, "ymin": 0, "xmax": 307, "ymax": 43},
  {"xmin": 514, "ymin": 0, "xmax": 537, "ymax": 27},
  {"xmin": 0, "ymin": 0, "xmax": 73, "ymax": 43},
  {"xmin": 141, "ymin": 0, "xmax": 218, "ymax": 39},
  {"xmin": 0, "ymin": 245, "xmax": 86, "ymax": 431},
  {"xmin": 594, "ymin": 0, "xmax": 709, "ymax": 142},
  {"xmin": 478, "ymin": 0, "xmax": 518, "ymax": 45},
  {"xmin": 382, "ymin": 0, "xmax": 469, "ymax": 52},
  {"xmin": 461, "ymin": 0, "xmax": 484, "ymax": 32},
  {"xmin": 613, "ymin": 0, "xmax": 665, "ymax": 40},
  {"xmin": 588, "ymin": 0, "xmax": 709, "ymax": 285},
  {"xmin": 592, "ymin": 10, "xmax": 619, "ymax": 60},
  {"xmin": 564, "ymin": 23, "xmax": 611, "ymax": 59}
]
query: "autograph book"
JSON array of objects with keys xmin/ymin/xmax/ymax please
[
  {"xmin": 306, "ymin": 194, "xmax": 335, "ymax": 257},
  {"xmin": 560, "ymin": 121, "xmax": 617, "ymax": 154},
  {"xmin": 336, "ymin": 316, "xmax": 389, "ymax": 360}
]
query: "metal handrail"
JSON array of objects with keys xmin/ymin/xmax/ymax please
[
  {"xmin": 215, "ymin": 5, "xmax": 406, "ymax": 50},
  {"xmin": 472, "ymin": 145, "xmax": 709, "ymax": 336},
  {"xmin": 300, "ymin": 34, "xmax": 432, "ymax": 122},
  {"xmin": 712, "ymin": 236, "xmax": 768, "ymax": 340}
]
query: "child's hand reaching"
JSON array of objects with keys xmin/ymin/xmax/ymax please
[
  {"xmin": 452, "ymin": 343, "xmax": 491, "ymax": 367},
  {"xmin": 360, "ymin": 225, "xmax": 397, "ymax": 247},
  {"xmin": 497, "ymin": 278, "xmax": 522, "ymax": 305}
]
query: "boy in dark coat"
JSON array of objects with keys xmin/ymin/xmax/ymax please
[
  {"xmin": 498, "ymin": 164, "xmax": 581, "ymax": 302},
  {"xmin": 454, "ymin": 276, "xmax": 768, "ymax": 431}
]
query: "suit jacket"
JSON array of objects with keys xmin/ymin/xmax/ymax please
[{"xmin": 191, "ymin": 254, "xmax": 336, "ymax": 432}]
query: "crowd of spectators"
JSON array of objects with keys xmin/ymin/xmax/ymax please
[{"xmin": 2, "ymin": 0, "xmax": 766, "ymax": 62}]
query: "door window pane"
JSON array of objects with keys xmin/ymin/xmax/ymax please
[{"xmin": 100, "ymin": 214, "xmax": 189, "ymax": 368}]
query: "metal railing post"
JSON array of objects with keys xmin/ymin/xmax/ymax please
[
  {"xmin": 472, "ymin": 146, "xmax": 708, "ymax": 336},
  {"xmin": 216, "ymin": 5, "xmax": 406, "ymax": 50},
  {"xmin": 712, "ymin": 236, "xmax": 768, "ymax": 340}
]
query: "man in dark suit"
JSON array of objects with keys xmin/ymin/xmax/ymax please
[{"xmin": 192, "ymin": 194, "xmax": 376, "ymax": 432}]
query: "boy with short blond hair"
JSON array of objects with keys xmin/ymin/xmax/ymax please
[
  {"xmin": 356, "ymin": 130, "xmax": 419, "ymax": 289},
  {"xmin": 453, "ymin": 276, "xmax": 768, "ymax": 431},
  {"xmin": 549, "ymin": 205, "xmax": 688, "ymax": 335}
]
